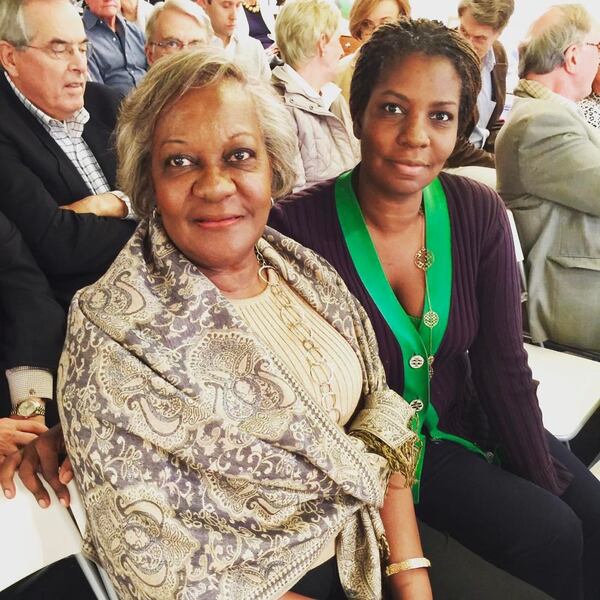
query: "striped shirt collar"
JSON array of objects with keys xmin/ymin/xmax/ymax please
[{"xmin": 5, "ymin": 72, "xmax": 89, "ymax": 137}]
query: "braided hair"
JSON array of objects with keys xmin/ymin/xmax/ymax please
[{"xmin": 350, "ymin": 18, "xmax": 482, "ymax": 137}]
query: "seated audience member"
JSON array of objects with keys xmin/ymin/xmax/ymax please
[
  {"xmin": 336, "ymin": 0, "xmax": 410, "ymax": 101},
  {"xmin": 144, "ymin": 0, "xmax": 210, "ymax": 65},
  {"xmin": 120, "ymin": 0, "xmax": 154, "ymax": 31},
  {"xmin": 269, "ymin": 19, "xmax": 600, "ymax": 600},
  {"xmin": 84, "ymin": 0, "xmax": 147, "ymax": 94},
  {"xmin": 579, "ymin": 63, "xmax": 600, "ymax": 127},
  {"xmin": 273, "ymin": 0, "xmax": 360, "ymax": 190},
  {"xmin": 0, "ymin": 212, "xmax": 62, "ymax": 454},
  {"xmin": 236, "ymin": 0, "xmax": 278, "ymax": 50},
  {"xmin": 496, "ymin": 4, "xmax": 600, "ymax": 354},
  {"xmin": 0, "ymin": 0, "xmax": 136, "ymax": 309},
  {"xmin": 60, "ymin": 50, "xmax": 429, "ymax": 599},
  {"xmin": 446, "ymin": 0, "xmax": 514, "ymax": 169},
  {"xmin": 197, "ymin": 0, "xmax": 271, "ymax": 79}
]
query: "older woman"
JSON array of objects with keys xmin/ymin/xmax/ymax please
[
  {"xmin": 336, "ymin": 0, "xmax": 410, "ymax": 101},
  {"xmin": 52, "ymin": 49, "xmax": 428, "ymax": 600},
  {"xmin": 269, "ymin": 19, "xmax": 600, "ymax": 600},
  {"xmin": 272, "ymin": 0, "xmax": 360, "ymax": 190}
]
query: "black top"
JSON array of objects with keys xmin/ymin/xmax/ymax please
[{"xmin": 0, "ymin": 76, "xmax": 136, "ymax": 307}]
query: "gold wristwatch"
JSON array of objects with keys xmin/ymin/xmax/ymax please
[{"xmin": 12, "ymin": 397, "xmax": 46, "ymax": 417}]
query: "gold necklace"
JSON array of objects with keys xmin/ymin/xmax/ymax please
[
  {"xmin": 255, "ymin": 248, "xmax": 340, "ymax": 421},
  {"xmin": 414, "ymin": 212, "xmax": 438, "ymax": 380},
  {"xmin": 242, "ymin": 0, "xmax": 260, "ymax": 13}
]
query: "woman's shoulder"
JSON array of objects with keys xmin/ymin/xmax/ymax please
[{"xmin": 439, "ymin": 171, "xmax": 506, "ymax": 228}]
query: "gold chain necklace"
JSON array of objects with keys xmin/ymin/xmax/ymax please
[
  {"xmin": 414, "ymin": 212, "xmax": 438, "ymax": 380},
  {"xmin": 242, "ymin": 0, "xmax": 260, "ymax": 13},
  {"xmin": 255, "ymin": 248, "xmax": 340, "ymax": 422}
]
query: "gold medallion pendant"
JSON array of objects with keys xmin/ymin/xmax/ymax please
[
  {"xmin": 414, "ymin": 247, "xmax": 435, "ymax": 271},
  {"xmin": 423, "ymin": 310, "xmax": 439, "ymax": 329}
]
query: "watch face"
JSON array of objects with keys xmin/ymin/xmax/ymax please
[{"xmin": 16, "ymin": 399, "xmax": 45, "ymax": 416}]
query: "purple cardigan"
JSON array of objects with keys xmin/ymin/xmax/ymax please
[{"xmin": 268, "ymin": 171, "xmax": 571, "ymax": 495}]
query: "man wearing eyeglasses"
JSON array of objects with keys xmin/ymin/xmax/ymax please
[
  {"xmin": 446, "ymin": 0, "xmax": 514, "ymax": 169},
  {"xmin": 496, "ymin": 4, "xmax": 600, "ymax": 357},
  {"xmin": 0, "ymin": 0, "xmax": 136, "ymax": 417},
  {"xmin": 144, "ymin": 0, "xmax": 210, "ymax": 66}
]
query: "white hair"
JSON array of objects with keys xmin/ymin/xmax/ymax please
[{"xmin": 145, "ymin": 0, "xmax": 212, "ymax": 42}]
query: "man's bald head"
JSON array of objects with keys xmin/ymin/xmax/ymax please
[{"xmin": 519, "ymin": 4, "xmax": 595, "ymax": 78}]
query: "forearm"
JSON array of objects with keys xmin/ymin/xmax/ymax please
[
  {"xmin": 380, "ymin": 473, "xmax": 423, "ymax": 561},
  {"xmin": 380, "ymin": 473, "xmax": 432, "ymax": 599},
  {"xmin": 60, "ymin": 192, "xmax": 128, "ymax": 218}
]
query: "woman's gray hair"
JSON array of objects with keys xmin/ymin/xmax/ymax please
[
  {"xmin": 518, "ymin": 4, "xmax": 592, "ymax": 78},
  {"xmin": 116, "ymin": 49, "xmax": 299, "ymax": 218},
  {"xmin": 457, "ymin": 0, "xmax": 514, "ymax": 32},
  {"xmin": 0, "ymin": 0, "xmax": 32, "ymax": 47}
]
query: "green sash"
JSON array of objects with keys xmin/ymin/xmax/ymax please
[{"xmin": 335, "ymin": 169, "xmax": 486, "ymax": 501}]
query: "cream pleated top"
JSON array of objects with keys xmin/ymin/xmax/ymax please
[{"xmin": 231, "ymin": 273, "xmax": 363, "ymax": 569}]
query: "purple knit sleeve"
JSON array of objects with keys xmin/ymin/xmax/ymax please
[{"xmin": 467, "ymin": 185, "xmax": 572, "ymax": 494}]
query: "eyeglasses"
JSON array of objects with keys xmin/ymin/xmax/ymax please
[
  {"xmin": 20, "ymin": 41, "xmax": 92, "ymax": 60},
  {"xmin": 584, "ymin": 42, "xmax": 600, "ymax": 54},
  {"xmin": 150, "ymin": 38, "xmax": 205, "ymax": 51}
]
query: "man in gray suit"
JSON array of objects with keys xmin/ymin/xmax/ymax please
[{"xmin": 496, "ymin": 4, "xmax": 600, "ymax": 353}]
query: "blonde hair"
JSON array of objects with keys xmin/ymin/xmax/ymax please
[
  {"xmin": 145, "ymin": 0, "xmax": 211, "ymax": 42},
  {"xmin": 519, "ymin": 4, "xmax": 592, "ymax": 77},
  {"xmin": 116, "ymin": 49, "xmax": 298, "ymax": 217},
  {"xmin": 349, "ymin": 0, "xmax": 410, "ymax": 41},
  {"xmin": 275, "ymin": 0, "xmax": 341, "ymax": 70}
]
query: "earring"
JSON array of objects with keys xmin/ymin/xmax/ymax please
[{"xmin": 270, "ymin": 197, "xmax": 275, "ymax": 207}]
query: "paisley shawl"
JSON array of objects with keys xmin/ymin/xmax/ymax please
[{"xmin": 58, "ymin": 216, "xmax": 419, "ymax": 600}]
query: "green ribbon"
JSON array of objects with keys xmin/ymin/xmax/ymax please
[{"xmin": 335, "ymin": 169, "xmax": 487, "ymax": 501}]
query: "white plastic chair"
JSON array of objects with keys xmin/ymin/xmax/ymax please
[
  {"xmin": 0, "ymin": 477, "xmax": 109, "ymax": 599},
  {"xmin": 524, "ymin": 343, "xmax": 600, "ymax": 444},
  {"xmin": 443, "ymin": 165, "xmax": 498, "ymax": 190}
]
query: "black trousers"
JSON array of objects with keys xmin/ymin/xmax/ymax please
[
  {"xmin": 289, "ymin": 524, "xmax": 551, "ymax": 600},
  {"xmin": 416, "ymin": 433, "xmax": 600, "ymax": 600},
  {"xmin": 290, "ymin": 557, "xmax": 346, "ymax": 599}
]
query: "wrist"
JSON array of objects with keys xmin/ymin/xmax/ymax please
[
  {"xmin": 11, "ymin": 396, "xmax": 47, "ymax": 418},
  {"xmin": 386, "ymin": 557, "xmax": 431, "ymax": 577}
]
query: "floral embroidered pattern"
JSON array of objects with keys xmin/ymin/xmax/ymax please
[{"xmin": 58, "ymin": 217, "xmax": 419, "ymax": 599}]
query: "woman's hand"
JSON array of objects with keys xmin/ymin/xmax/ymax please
[
  {"xmin": 59, "ymin": 193, "xmax": 128, "ymax": 218},
  {"xmin": 0, "ymin": 423, "xmax": 72, "ymax": 508},
  {"xmin": 0, "ymin": 417, "xmax": 47, "ymax": 459}
]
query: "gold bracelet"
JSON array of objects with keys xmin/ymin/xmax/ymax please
[{"xmin": 385, "ymin": 557, "xmax": 431, "ymax": 577}]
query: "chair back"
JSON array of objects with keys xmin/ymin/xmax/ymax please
[{"xmin": 0, "ymin": 477, "xmax": 83, "ymax": 590}]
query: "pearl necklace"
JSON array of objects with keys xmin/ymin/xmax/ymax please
[{"xmin": 242, "ymin": 0, "xmax": 260, "ymax": 13}]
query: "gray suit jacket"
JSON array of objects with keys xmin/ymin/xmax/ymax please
[{"xmin": 496, "ymin": 79, "xmax": 600, "ymax": 352}]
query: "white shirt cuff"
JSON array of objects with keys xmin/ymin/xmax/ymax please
[
  {"xmin": 110, "ymin": 190, "xmax": 137, "ymax": 220},
  {"xmin": 5, "ymin": 367, "xmax": 53, "ymax": 407}
]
